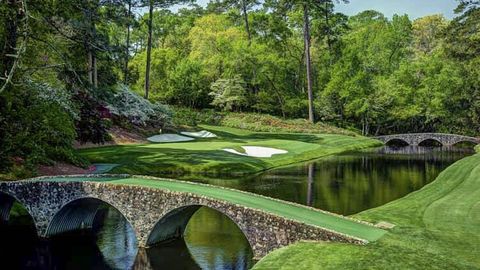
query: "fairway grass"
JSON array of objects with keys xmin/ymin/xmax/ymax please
[
  {"xmin": 79, "ymin": 125, "xmax": 381, "ymax": 176},
  {"xmin": 39, "ymin": 175, "xmax": 386, "ymax": 242},
  {"xmin": 254, "ymin": 153, "xmax": 480, "ymax": 269}
]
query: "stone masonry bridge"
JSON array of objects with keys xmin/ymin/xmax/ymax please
[
  {"xmin": 0, "ymin": 175, "xmax": 386, "ymax": 259},
  {"xmin": 375, "ymin": 133, "xmax": 480, "ymax": 146}
]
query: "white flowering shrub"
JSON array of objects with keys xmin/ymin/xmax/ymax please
[
  {"xmin": 26, "ymin": 80, "xmax": 79, "ymax": 119},
  {"xmin": 107, "ymin": 84, "xmax": 172, "ymax": 126},
  {"xmin": 209, "ymin": 75, "xmax": 247, "ymax": 112}
]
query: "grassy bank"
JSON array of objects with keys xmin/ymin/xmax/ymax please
[
  {"xmin": 172, "ymin": 109, "xmax": 357, "ymax": 136},
  {"xmin": 218, "ymin": 113, "xmax": 357, "ymax": 136},
  {"xmin": 254, "ymin": 153, "xmax": 480, "ymax": 269},
  {"xmin": 79, "ymin": 125, "xmax": 380, "ymax": 176}
]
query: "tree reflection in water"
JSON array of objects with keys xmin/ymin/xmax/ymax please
[{"xmin": 2, "ymin": 205, "xmax": 253, "ymax": 270}]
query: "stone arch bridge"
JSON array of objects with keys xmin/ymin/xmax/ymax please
[
  {"xmin": 375, "ymin": 133, "xmax": 480, "ymax": 146},
  {"xmin": 0, "ymin": 175, "xmax": 385, "ymax": 259}
]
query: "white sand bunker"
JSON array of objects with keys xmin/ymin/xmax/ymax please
[
  {"xmin": 147, "ymin": 134, "xmax": 195, "ymax": 143},
  {"xmin": 181, "ymin": 130, "xmax": 217, "ymax": 138},
  {"xmin": 223, "ymin": 146, "xmax": 288, "ymax": 158}
]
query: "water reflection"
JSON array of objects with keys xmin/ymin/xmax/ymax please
[
  {"xmin": 96, "ymin": 209, "xmax": 138, "ymax": 269},
  {"xmin": 186, "ymin": 146, "xmax": 473, "ymax": 215},
  {"xmin": 258, "ymin": 146, "xmax": 472, "ymax": 215},
  {"xmin": 184, "ymin": 207, "xmax": 253, "ymax": 270},
  {"xmin": 2, "ymin": 206, "xmax": 253, "ymax": 270},
  {"xmin": 143, "ymin": 207, "xmax": 253, "ymax": 270}
]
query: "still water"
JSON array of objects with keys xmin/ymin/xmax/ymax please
[
  {"xmin": 195, "ymin": 146, "xmax": 474, "ymax": 215},
  {"xmin": 1, "ymin": 207, "xmax": 254, "ymax": 270},
  {"xmin": 1, "ymin": 146, "xmax": 473, "ymax": 269}
]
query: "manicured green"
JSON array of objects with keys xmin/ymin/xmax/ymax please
[
  {"xmin": 40, "ymin": 175, "xmax": 386, "ymax": 242},
  {"xmin": 79, "ymin": 125, "xmax": 381, "ymax": 176},
  {"xmin": 254, "ymin": 153, "xmax": 480, "ymax": 269}
]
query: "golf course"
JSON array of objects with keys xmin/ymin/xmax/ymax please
[
  {"xmin": 79, "ymin": 125, "xmax": 381, "ymax": 176},
  {"xmin": 2, "ymin": 0, "xmax": 479, "ymax": 267},
  {"xmin": 74, "ymin": 123, "xmax": 480, "ymax": 268}
]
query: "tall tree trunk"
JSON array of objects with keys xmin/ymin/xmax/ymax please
[
  {"xmin": 144, "ymin": 0, "xmax": 154, "ymax": 99},
  {"xmin": 241, "ymin": 0, "xmax": 251, "ymax": 44},
  {"xmin": 88, "ymin": 50, "xmax": 94, "ymax": 85},
  {"xmin": 92, "ymin": 11, "xmax": 98, "ymax": 88},
  {"xmin": 324, "ymin": 0, "xmax": 333, "ymax": 67},
  {"xmin": 303, "ymin": 3, "xmax": 315, "ymax": 123},
  {"xmin": 86, "ymin": 4, "xmax": 98, "ymax": 88},
  {"xmin": 1, "ymin": 0, "xmax": 20, "ymax": 80},
  {"xmin": 93, "ymin": 53, "xmax": 98, "ymax": 88},
  {"xmin": 124, "ymin": 0, "xmax": 132, "ymax": 84}
]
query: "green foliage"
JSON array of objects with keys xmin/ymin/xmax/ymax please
[
  {"xmin": 2, "ymin": 0, "xmax": 480, "ymax": 174},
  {"xmin": 323, "ymin": 12, "xmax": 412, "ymax": 134},
  {"xmin": 165, "ymin": 59, "xmax": 210, "ymax": 107},
  {"xmin": 379, "ymin": 52, "xmax": 467, "ymax": 133},
  {"xmin": 446, "ymin": 1, "xmax": 480, "ymax": 60},
  {"xmin": 171, "ymin": 107, "xmax": 223, "ymax": 127},
  {"xmin": 126, "ymin": 2, "xmax": 480, "ymax": 135},
  {"xmin": 412, "ymin": 15, "xmax": 448, "ymax": 55},
  {"xmin": 0, "ymin": 81, "xmax": 83, "ymax": 171},
  {"xmin": 130, "ymin": 47, "xmax": 181, "ymax": 98}
]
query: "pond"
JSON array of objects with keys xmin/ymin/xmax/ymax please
[
  {"xmin": 1, "ymin": 146, "xmax": 473, "ymax": 269},
  {"xmin": 195, "ymin": 146, "xmax": 474, "ymax": 215}
]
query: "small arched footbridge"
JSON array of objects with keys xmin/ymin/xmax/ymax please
[
  {"xmin": 0, "ymin": 175, "xmax": 386, "ymax": 259},
  {"xmin": 375, "ymin": 133, "xmax": 480, "ymax": 146}
]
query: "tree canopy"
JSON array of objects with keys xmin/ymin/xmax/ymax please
[{"xmin": 1, "ymin": 0, "xmax": 479, "ymax": 173}]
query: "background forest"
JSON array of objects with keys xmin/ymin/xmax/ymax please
[{"xmin": 0, "ymin": 0, "xmax": 479, "ymax": 173}]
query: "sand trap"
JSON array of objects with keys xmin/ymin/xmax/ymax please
[
  {"xmin": 147, "ymin": 134, "xmax": 195, "ymax": 143},
  {"xmin": 181, "ymin": 130, "xmax": 217, "ymax": 138},
  {"xmin": 223, "ymin": 146, "xmax": 288, "ymax": 158}
]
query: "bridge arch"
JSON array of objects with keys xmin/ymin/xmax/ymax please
[
  {"xmin": 0, "ymin": 191, "xmax": 36, "ymax": 230},
  {"xmin": 0, "ymin": 191, "xmax": 23, "ymax": 223},
  {"xmin": 385, "ymin": 138, "xmax": 409, "ymax": 147},
  {"xmin": 418, "ymin": 138, "xmax": 443, "ymax": 147},
  {"xmin": 146, "ymin": 205, "xmax": 254, "ymax": 254},
  {"xmin": 45, "ymin": 197, "xmax": 137, "ymax": 240}
]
